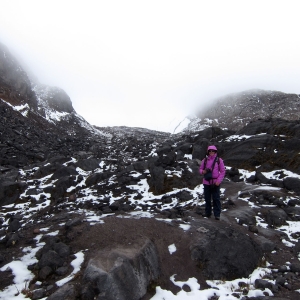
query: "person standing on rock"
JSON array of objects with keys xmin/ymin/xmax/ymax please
[{"xmin": 199, "ymin": 145, "xmax": 225, "ymax": 220}]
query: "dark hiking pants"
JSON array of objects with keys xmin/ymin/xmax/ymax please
[{"xmin": 204, "ymin": 184, "xmax": 221, "ymax": 217}]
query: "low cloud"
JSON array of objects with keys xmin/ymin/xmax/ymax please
[{"xmin": 1, "ymin": 1, "xmax": 299, "ymax": 132}]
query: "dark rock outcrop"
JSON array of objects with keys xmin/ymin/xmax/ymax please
[
  {"xmin": 0, "ymin": 42, "xmax": 38, "ymax": 109},
  {"xmin": 190, "ymin": 226, "xmax": 263, "ymax": 280},
  {"xmin": 82, "ymin": 239, "xmax": 160, "ymax": 300}
]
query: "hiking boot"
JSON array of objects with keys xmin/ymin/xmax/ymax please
[
  {"xmin": 203, "ymin": 214, "xmax": 211, "ymax": 218},
  {"xmin": 215, "ymin": 216, "xmax": 220, "ymax": 220}
]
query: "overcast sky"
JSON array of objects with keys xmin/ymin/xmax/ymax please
[{"xmin": 1, "ymin": 0, "xmax": 300, "ymax": 132}]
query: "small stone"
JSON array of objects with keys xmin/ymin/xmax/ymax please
[{"xmin": 248, "ymin": 225, "xmax": 259, "ymax": 233}]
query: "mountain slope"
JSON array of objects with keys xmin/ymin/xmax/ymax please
[
  {"xmin": 0, "ymin": 42, "xmax": 112, "ymax": 146},
  {"xmin": 184, "ymin": 89, "xmax": 300, "ymax": 132},
  {"xmin": 1, "ymin": 41, "xmax": 300, "ymax": 300},
  {"xmin": 0, "ymin": 42, "xmax": 37, "ymax": 109}
]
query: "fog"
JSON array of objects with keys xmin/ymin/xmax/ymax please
[{"xmin": 1, "ymin": 0, "xmax": 300, "ymax": 132}]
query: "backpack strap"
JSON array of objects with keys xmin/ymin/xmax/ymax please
[
  {"xmin": 203, "ymin": 157, "xmax": 208, "ymax": 169},
  {"xmin": 203, "ymin": 156, "xmax": 221, "ymax": 184},
  {"xmin": 204, "ymin": 156, "xmax": 218, "ymax": 169},
  {"xmin": 211, "ymin": 156, "xmax": 218, "ymax": 172}
]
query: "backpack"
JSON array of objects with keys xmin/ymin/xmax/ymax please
[{"xmin": 203, "ymin": 156, "xmax": 220, "ymax": 180}]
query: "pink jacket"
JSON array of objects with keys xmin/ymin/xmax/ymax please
[{"xmin": 199, "ymin": 154, "xmax": 226, "ymax": 185}]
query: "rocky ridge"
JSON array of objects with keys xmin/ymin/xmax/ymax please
[
  {"xmin": 0, "ymin": 42, "xmax": 300, "ymax": 299},
  {"xmin": 185, "ymin": 89, "xmax": 300, "ymax": 132}
]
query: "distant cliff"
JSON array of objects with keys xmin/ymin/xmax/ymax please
[
  {"xmin": 0, "ymin": 42, "xmax": 38, "ymax": 109},
  {"xmin": 0, "ymin": 42, "xmax": 74, "ymax": 118},
  {"xmin": 184, "ymin": 89, "xmax": 300, "ymax": 132}
]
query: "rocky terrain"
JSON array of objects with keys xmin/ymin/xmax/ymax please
[
  {"xmin": 0, "ymin": 41, "xmax": 300, "ymax": 300},
  {"xmin": 186, "ymin": 89, "xmax": 300, "ymax": 132}
]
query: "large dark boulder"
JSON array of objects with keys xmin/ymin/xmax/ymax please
[
  {"xmin": 148, "ymin": 166, "xmax": 165, "ymax": 195},
  {"xmin": 53, "ymin": 242, "xmax": 71, "ymax": 258},
  {"xmin": 156, "ymin": 145, "xmax": 172, "ymax": 156},
  {"xmin": 283, "ymin": 138, "xmax": 300, "ymax": 152},
  {"xmin": 33, "ymin": 160, "xmax": 67, "ymax": 179},
  {"xmin": 194, "ymin": 127, "xmax": 224, "ymax": 140},
  {"xmin": 157, "ymin": 151, "xmax": 176, "ymax": 166},
  {"xmin": 132, "ymin": 161, "xmax": 148, "ymax": 172},
  {"xmin": 38, "ymin": 250, "xmax": 64, "ymax": 270},
  {"xmin": 174, "ymin": 143, "xmax": 192, "ymax": 154},
  {"xmin": 192, "ymin": 144, "xmax": 207, "ymax": 160},
  {"xmin": 255, "ymin": 171, "xmax": 269, "ymax": 184},
  {"xmin": 226, "ymin": 205, "xmax": 257, "ymax": 226},
  {"xmin": 117, "ymin": 175, "xmax": 132, "ymax": 185},
  {"xmin": 265, "ymin": 209, "xmax": 289, "ymax": 227},
  {"xmin": 183, "ymin": 160, "xmax": 202, "ymax": 188},
  {"xmin": 223, "ymin": 134, "xmax": 282, "ymax": 169},
  {"xmin": 0, "ymin": 181, "xmax": 27, "ymax": 206},
  {"xmin": 237, "ymin": 119, "xmax": 273, "ymax": 135},
  {"xmin": 75, "ymin": 158, "xmax": 101, "ymax": 171},
  {"xmin": 283, "ymin": 206, "xmax": 300, "ymax": 221},
  {"xmin": 7, "ymin": 219, "xmax": 21, "ymax": 232},
  {"xmin": 82, "ymin": 239, "xmax": 160, "ymax": 300},
  {"xmin": 85, "ymin": 172, "xmax": 112, "ymax": 187},
  {"xmin": 51, "ymin": 176, "xmax": 77, "ymax": 199},
  {"xmin": 253, "ymin": 235, "xmax": 276, "ymax": 252},
  {"xmin": 283, "ymin": 177, "xmax": 300, "ymax": 196},
  {"xmin": 267, "ymin": 179, "xmax": 284, "ymax": 188},
  {"xmin": 46, "ymin": 283, "xmax": 78, "ymax": 300},
  {"xmin": 51, "ymin": 166, "xmax": 78, "ymax": 180},
  {"xmin": 190, "ymin": 226, "xmax": 263, "ymax": 280},
  {"xmin": 174, "ymin": 190, "xmax": 193, "ymax": 201}
]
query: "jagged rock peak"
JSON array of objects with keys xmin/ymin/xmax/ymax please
[
  {"xmin": 0, "ymin": 42, "xmax": 110, "ymax": 145},
  {"xmin": 0, "ymin": 42, "xmax": 38, "ymax": 109},
  {"xmin": 185, "ymin": 89, "xmax": 300, "ymax": 132},
  {"xmin": 33, "ymin": 84, "xmax": 74, "ymax": 114},
  {"xmin": 0, "ymin": 42, "xmax": 73, "ymax": 116}
]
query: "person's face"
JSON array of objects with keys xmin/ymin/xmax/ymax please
[{"xmin": 208, "ymin": 150, "xmax": 216, "ymax": 156}]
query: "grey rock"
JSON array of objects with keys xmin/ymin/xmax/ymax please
[
  {"xmin": 53, "ymin": 242, "xmax": 71, "ymax": 258},
  {"xmin": 32, "ymin": 288, "xmax": 45, "ymax": 300},
  {"xmin": 253, "ymin": 235, "xmax": 276, "ymax": 252},
  {"xmin": 51, "ymin": 166, "xmax": 78, "ymax": 180},
  {"xmin": 8, "ymin": 219, "xmax": 21, "ymax": 232},
  {"xmin": 46, "ymin": 283, "xmax": 78, "ymax": 300},
  {"xmin": 254, "ymin": 278, "xmax": 277, "ymax": 292},
  {"xmin": 75, "ymin": 158, "xmax": 101, "ymax": 171},
  {"xmin": 190, "ymin": 227, "xmax": 263, "ymax": 280},
  {"xmin": 82, "ymin": 239, "xmax": 160, "ymax": 300},
  {"xmin": 55, "ymin": 266, "xmax": 69, "ymax": 276},
  {"xmin": 289, "ymin": 263, "xmax": 300, "ymax": 273},
  {"xmin": 39, "ymin": 250, "xmax": 64, "ymax": 269},
  {"xmin": 39, "ymin": 266, "xmax": 53, "ymax": 280},
  {"xmin": 265, "ymin": 209, "xmax": 288, "ymax": 227},
  {"xmin": 0, "ymin": 181, "xmax": 27, "ymax": 206},
  {"xmin": 65, "ymin": 218, "xmax": 82, "ymax": 229},
  {"xmin": 283, "ymin": 177, "xmax": 300, "ymax": 196}
]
